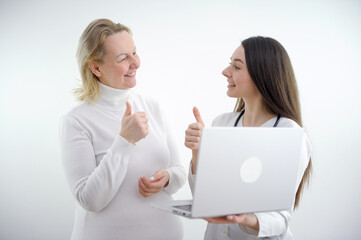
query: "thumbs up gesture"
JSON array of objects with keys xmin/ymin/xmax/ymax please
[
  {"xmin": 120, "ymin": 101, "xmax": 149, "ymax": 144},
  {"xmin": 185, "ymin": 107, "xmax": 205, "ymax": 150},
  {"xmin": 185, "ymin": 107, "xmax": 204, "ymax": 174}
]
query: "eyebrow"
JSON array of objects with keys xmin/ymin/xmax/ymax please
[
  {"xmin": 231, "ymin": 58, "xmax": 244, "ymax": 64},
  {"xmin": 115, "ymin": 53, "xmax": 127, "ymax": 59},
  {"xmin": 115, "ymin": 47, "xmax": 137, "ymax": 59}
]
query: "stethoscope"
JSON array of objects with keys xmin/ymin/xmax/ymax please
[{"xmin": 234, "ymin": 109, "xmax": 281, "ymax": 127}]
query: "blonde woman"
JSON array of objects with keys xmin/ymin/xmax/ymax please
[
  {"xmin": 60, "ymin": 19, "xmax": 186, "ymax": 240},
  {"xmin": 185, "ymin": 36, "xmax": 312, "ymax": 239}
]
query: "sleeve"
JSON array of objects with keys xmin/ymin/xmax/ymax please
[
  {"xmin": 252, "ymin": 210, "xmax": 292, "ymax": 237},
  {"xmin": 157, "ymin": 105, "xmax": 186, "ymax": 195},
  {"xmin": 188, "ymin": 162, "xmax": 196, "ymax": 195},
  {"xmin": 187, "ymin": 115, "xmax": 221, "ymax": 195},
  {"xmin": 59, "ymin": 115, "xmax": 134, "ymax": 212},
  {"xmin": 239, "ymin": 131, "xmax": 312, "ymax": 238}
]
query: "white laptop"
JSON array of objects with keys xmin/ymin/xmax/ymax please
[{"xmin": 151, "ymin": 127, "xmax": 305, "ymax": 218}]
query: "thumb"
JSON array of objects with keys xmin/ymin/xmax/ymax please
[
  {"xmin": 123, "ymin": 101, "xmax": 132, "ymax": 117},
  {"xmin": 149, "ymin": 170, "xmax": 167, "ymax": 181},
  {"xmin": 193, "ymin": 106, "xmax": 204, "ymax": 126}
]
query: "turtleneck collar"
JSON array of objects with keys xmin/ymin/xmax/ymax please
[{"xmin": 95, "ymin": 82, "xmax": 132, "ymax": 110}]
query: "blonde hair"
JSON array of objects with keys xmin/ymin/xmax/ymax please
[{"xmin": 74, "ymin": 18, "xmax": 131, "ymax": 101}]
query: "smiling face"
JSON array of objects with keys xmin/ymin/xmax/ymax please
[
  {"xmin": 90, "ymin": 31, "xmax": 140, "ymax": 89},
  {"xmin": 222, "ymin": 45, "xmax": 259, "ymax": 100}
]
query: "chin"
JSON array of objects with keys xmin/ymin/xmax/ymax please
[
  {"xmin": 226, "ymin": 91, "xmax": 236, "ymax": 98},
  {"xmin": 126, "ymin": 80, "xmax": 137, "ymax": 89},
  {"xmin": 121, "ymin": 76, "xmax": 136, "ymax": 87}
]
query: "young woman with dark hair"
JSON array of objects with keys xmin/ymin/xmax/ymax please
[{"xmin": 185, "ymin": 36, "xmax": 312, "ymax": 239}]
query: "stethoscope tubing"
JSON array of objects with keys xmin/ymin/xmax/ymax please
[{"xmin": 234, "ymin": 109, "xmax": 281, "ymax": 127}]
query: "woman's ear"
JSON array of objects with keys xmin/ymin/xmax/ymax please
[{"xmin": 89, "ymin": 60, "xmax": 102, "ymax": 78}]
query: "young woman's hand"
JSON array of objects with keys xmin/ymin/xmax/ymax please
[
  {"xmin": 204, "ymin": 213, "xmax": 259, "ymax": 231},
  {"xmin": 120, "ymin": 101, "xmax": 149, "ymax": 144},
  {"xmin": 184, "ymin": 107, "xmax": 205, "ymax": 174},
  {"xmin": 138, "ymin": 169, "xmax": 169, "ymax": 197}
]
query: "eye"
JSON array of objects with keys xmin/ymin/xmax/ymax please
[
  {"xmin": 229, "ymin": 62, "xmax": 240, "ymax": 70},
  {"xmin": 133, "ymin": 51, "xmax": 137, "ymax": 56},
  {"xmin": 117, "ymin": 56, "xmax": 128, "ymax": 63}
]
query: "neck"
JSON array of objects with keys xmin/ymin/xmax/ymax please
[
  {"xmin": 242, "ymin": 99, "xmax": 275, "ymax": 127},
  {"xmin": 95, "ymin": 82, "xmax": 132, "ymax": 110}
]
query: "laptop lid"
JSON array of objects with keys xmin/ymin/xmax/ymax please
[{"xmin": 191, "ymin": 127, "xmax": 304, "ymax": 218}]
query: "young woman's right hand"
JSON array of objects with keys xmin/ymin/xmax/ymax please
[
  {"xmin": 184, "ymin": 107, "xmax": 204, "ymax": 173},
  {"xmin": 120, "ymin": 101, "xmax": 149, "ymax": 144}
]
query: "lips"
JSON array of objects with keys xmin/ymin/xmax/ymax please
[
  {"xmin": 124, "ymin": 72, "xmax": 135, "ymax": 77},
  {"xmin": 227, "ymin": 80, "xmax": 236, "ymax": 87}
]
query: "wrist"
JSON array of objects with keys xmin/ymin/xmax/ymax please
[
  {"xmin": 119, "ymin": 132, "xmax": 134, "ymax": 144},
  {"xmin": 164, "ymin": 170, "xmax": 170, "ymax": 187},
  {"xmin": 191, "ymin": 150, "xmax": 198, "ymax": 174},
  {"xmin": 245, "ymin": 214, "xmax": 259, "ymax": 231}
]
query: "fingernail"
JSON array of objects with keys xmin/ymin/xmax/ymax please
[{"xmin": 226, "ymin": 216, "xmax": 233, "ymax": 220}]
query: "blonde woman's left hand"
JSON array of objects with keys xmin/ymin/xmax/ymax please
[
  {"xmin": 205, "ymin": 213, "xmax": 259, "ymax": 231},
  {"xmin": 138, "ymin": 169, "xmax": 170, "ymax": 197}
]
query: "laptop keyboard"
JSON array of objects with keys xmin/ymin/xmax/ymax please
[{"xmin": 173, "ymin": 204, "xmax": 192, "ymax": 212}]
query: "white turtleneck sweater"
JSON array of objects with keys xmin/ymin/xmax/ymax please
[{"xmin": 60, "ymin": 83, "xmax": 186, "ymax": 240}]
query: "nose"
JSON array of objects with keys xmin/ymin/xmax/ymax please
[
  {"xmin": 222, "ymin": 66, "xmax": 231, "ymax": 78},
  {"xmin": 130, "ymin": 55, "xmax": 140, "ymax": 69}
]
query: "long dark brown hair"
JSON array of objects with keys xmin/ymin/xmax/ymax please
[{"xmin": 235, "ymin": 36, "xmax": 312, "ymax": 209}]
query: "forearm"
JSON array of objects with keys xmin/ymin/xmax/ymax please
[
  {"xmin": 163, "ymin": 163, "xmax": 186, "ymax": 195},
  {"xmin": 188, "ymin": 161, "xmax": 195, "ymax": 195},
  {"xmin": 239, "ymin": 210, "xmax": 292, "ymax": 238},
  {"xmin": 191, "ymin": 150, "xmax": 198, "ymax": 174},
  {"xmin": 63, "ymin": 135, "xmax": 133, "ymax": 212},
  {"xmin": 240, "ymin": 214, "xmax": 259, "ymax": 231}
]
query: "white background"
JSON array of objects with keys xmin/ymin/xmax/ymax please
[{"xmin": 1, "ymin": 0, "xmax": 360, "ymax": 239}]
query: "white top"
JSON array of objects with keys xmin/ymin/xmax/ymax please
[
  {"xmin": 188, "ymin": 112, "xmax": 312, "ymax": 240},
  {"xmin": 60, "ymin": 83, "xmax": 186, "ymax": 240}
]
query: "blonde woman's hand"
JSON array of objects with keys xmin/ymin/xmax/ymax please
[
  {"xmin": 185, "ymin": 107, "xmax": 205, "ymax": 173},
  {"xmin": 120, "ymin": 101, "xmax": 149, "ymax": 144},
  {"xmin": 138, "ymin": 169, "xmax": 170, "ymax": 197}
]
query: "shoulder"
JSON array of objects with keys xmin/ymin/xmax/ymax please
[
  {"xmin": 212, "ymin": 112, "xmax": 240, "ymax": 127},
  {"xmin": 277, "ymin": 117, "xmax": 301, "ymax": 128},
  {"xmin": 62, "ymin": 101, "xmax": 91, "ymax": 118},
  {"xmin": 279, "ymin": 117, "xmax": 313, "ymax": 149},
  {"xmin": 60, "ymin": 101, "xmax": 94, "ymax": 127}
]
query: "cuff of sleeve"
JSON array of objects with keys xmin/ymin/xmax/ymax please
[
  {"xmin": 254, "ymin": 212, "xmax": 271, "ymax": 238},
  {"xmin": 110, "ymin": 135, "xmax": 134, "ymax": 154},
  {"xmin": 163, "ymin": 169, "xmax": 175, "ymax": 195},
  {"xmin": 163, "ymin": 165, "xmax": 186, "ymax": 195}
]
